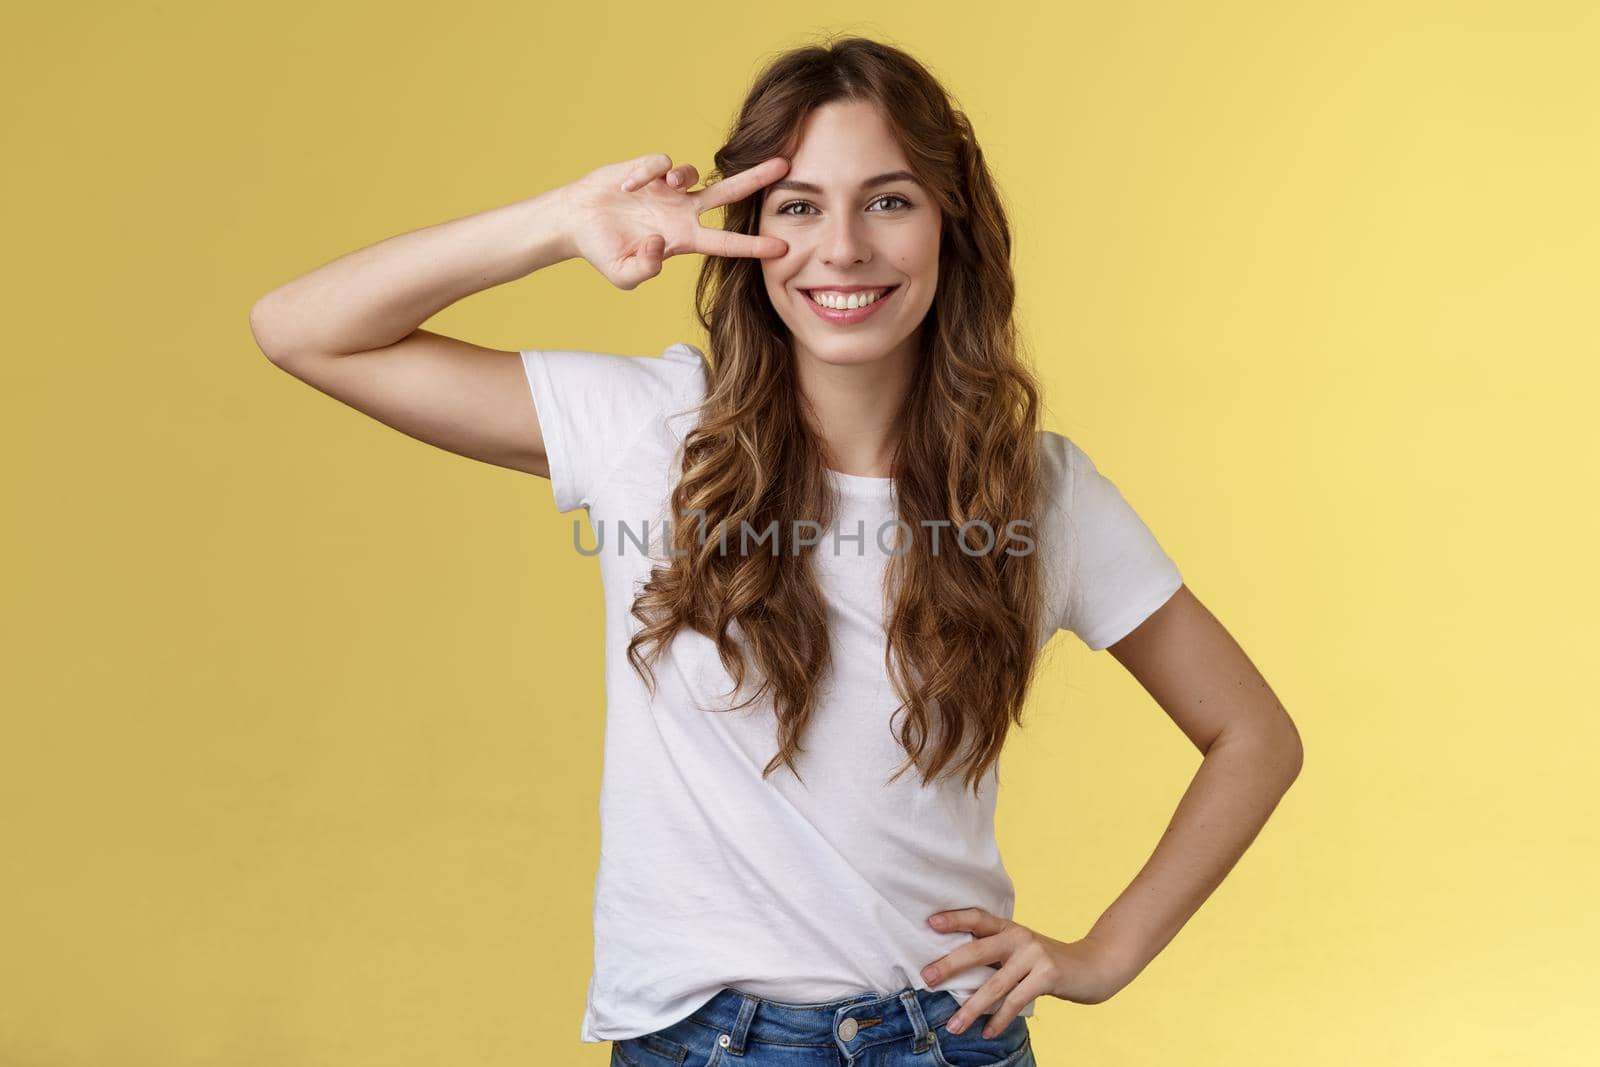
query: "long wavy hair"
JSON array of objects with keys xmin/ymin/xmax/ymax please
[{"xmin": 626, "ymin": 35, "xmax": 1048, "ymax": 795}]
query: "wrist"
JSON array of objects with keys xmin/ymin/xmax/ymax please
[
  {"xmin": 519, "ymin": 184, "xmax": 579, "ymax": 270},
  {"xmin": 1080, "ymin": 930, "xmax": 1146, "ymax": 989}
]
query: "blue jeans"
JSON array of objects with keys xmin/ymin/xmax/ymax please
[{"xmin": 610, "ymin": 985, "xmax": 1036, "ymax": 1067}]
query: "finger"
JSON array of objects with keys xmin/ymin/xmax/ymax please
[
  {"xmin": 692, "ymin": 156, "xmax": 790, "ymax": 212},
  {"xmin": 945, "ymin": 961, "xmax": 1028, "ymax": 1036},
  {"xmin": 620, "ymin": 152, "xmax": 671, "ymax": 191},
  {"xmin": 921, "ymin": 952, "xmax": 957, "ymax": 987},
  {"xmin": 626, "ymin": 233, "xmax": 666, "ymax": 287},
  {"xmin": 620, "ymin": 152, "xmax": 674, "ymax": 192},
  {"xmin": 921, "ymin": 927, "xmax": 1007, "ymax": 988},
  {"xmin": 921, "ymin": 927, "xmax": 1004, "ymax": 1017},
  {"xmin": 692, "ymin": 228, "xmax": 789, "ymax": 260},
  {"xmin": 977, "ymin": 968, "xmax": 1041, "ymax": 1039},
  {"xmin": 666, "ymin": 163, "xmax": 700, "ymax": 189},
  {"xmin": 980, "ymin": 1015, "xmax": 1010, "ymax": 1040},
  {"xmin": 936, "ymin": 907, "xmax": 1008, "ymax": 938}
]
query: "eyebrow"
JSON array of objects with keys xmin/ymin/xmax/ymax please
[{"xmin": 769, "ymin": 169, "xmax": 922, "ymax": 195}]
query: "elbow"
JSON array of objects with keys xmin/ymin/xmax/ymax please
[
  {"xmin": 1219, "ymin": 714, "xmax": 1302, "ymax": 788},
  {"xmin": 249, "ymin": 292, "xmax": 299, "ymax": 364},
  {"xmin": 1283, "ymin": 739, "xmax": 1304, "ymax": 788},
  {"xmin": 248, "ymin": 296, "xmax": 279, "ymax": 361},
  {"xmin": 1272, "ymin": 716, "xmax": 1304, "ymax": 788}
]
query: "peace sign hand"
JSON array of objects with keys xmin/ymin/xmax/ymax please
[{"xmin": 559, "ymin": 152, "xmax": 791, "ymax": 291}]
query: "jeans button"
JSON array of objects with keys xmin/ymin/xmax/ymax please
[
  {"xmin": 718, "ymin": 1034, "xmax": 731, "ymax": 1049},
  {"xmin": 838, "ymin": 1017, "xmax": 858, "ymax": 1041}
]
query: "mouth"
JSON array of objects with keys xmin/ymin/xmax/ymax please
[{"xmin": 799, "ymin": 284, "xmax": 900, "ymax": 325}]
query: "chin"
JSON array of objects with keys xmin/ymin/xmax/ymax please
[{"xmin": 802, "ymin": 333, "xmax": 905, "ymax": 365}]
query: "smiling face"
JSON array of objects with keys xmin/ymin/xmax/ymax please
[{"xmin": 757, "ymin": 98, "xmax": 942, "ymax": 371}]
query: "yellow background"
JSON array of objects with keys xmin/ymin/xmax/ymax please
[{"xmin": 3, "ymin": 1, "xmax": 1595, "ymax": 1063}]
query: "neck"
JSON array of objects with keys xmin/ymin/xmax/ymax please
[{"xmin": 791, "ymin": 334, "xmax": 917, "ymax": 478}]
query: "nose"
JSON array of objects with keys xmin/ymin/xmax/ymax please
[{"xmin": 819, "ymin": 211, "xmax": 871, "ymax": 268}]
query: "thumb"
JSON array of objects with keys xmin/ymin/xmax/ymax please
[{"xmin": 624, "ymin": 234, "xmax": 666, "ymax": 289}]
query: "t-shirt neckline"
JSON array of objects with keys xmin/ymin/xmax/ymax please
[{"xmin": 825, "ymin": 468, "xmax": 894, "ymax": 498}]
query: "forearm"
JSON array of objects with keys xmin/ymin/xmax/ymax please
[
  {"xmin": 1084, "ymin": 725, "xmax": 1302, "ymax": 983},
  {"xmin": 250, "ymin": 185, "xmax": 576, "ymax": 359}
]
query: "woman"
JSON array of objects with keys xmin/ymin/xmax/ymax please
[{"xmin": 250, "ymin": 35, "xmax": 1302, "ymax": 1067}]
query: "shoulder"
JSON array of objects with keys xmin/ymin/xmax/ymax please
[
  {"xmin": 520, "ymin": 340, "xmax": 707, "ymax": 435},
  {"xmin": 1037, "ymin": 429, "xmax": 1143, "ymax": 512},
  {"xmin": 1037, "ymin": 428, "xmax": 1184, "ymax": 647},
  {"xmin": 658, "ymin": 343, "xmax": 709, "ymax": 440},
  {"xmin": 517, "ymin": 340, "xmax": 709, "ymax": 513},
  {"xmin": 521, "ymin": 339, "xmax": 706, "ymax": 400},
  {"xmin": 657, "ymin": 341, "xmax": 709, "ymax": 392},
  {"xmin": 1035, "ymin": 429, "xmax": 1086, "ymax": 511}
]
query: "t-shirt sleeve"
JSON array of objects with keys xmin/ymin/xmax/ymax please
[
  {"xmin": 1057, "ymin": 437, "xmax": 1184, "ymax": 651},
  {"xmin": 518, "ymin": 342, "xmax": 705, "ymax": 513}
]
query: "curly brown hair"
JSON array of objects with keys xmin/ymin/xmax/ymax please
[{"xmin": 626, "ymin": 35, "xmax": 1048, "ymax": 796}]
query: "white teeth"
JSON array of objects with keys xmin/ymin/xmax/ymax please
[{"xmin": 808, "ymin": 288, "xmax": 890, "ymax": 310}]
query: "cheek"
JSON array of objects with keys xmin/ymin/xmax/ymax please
[
  {"xmin": 760, "ymin": 241, "xmax": 803, "ymax": 289},
  {"xmin": 761, "ymin": 266, "xmax": 797, "ymax": 315},
  {"xmin": 759, "ymin": 258, "xmax": 788, "ymax": 293},
  {"xmin": 888, "ymin": 229, "xmax": 940, "ymax": 277}
]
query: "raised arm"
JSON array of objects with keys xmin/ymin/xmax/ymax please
[
  {"xmin": 247, "ymin": 186, "xmax": 574, "ymax": 477},
  {"xmin": 247, "ymin": 153, "xmax": 791, "ymax": 478}
]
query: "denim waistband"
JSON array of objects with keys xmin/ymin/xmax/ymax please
[{"xmin": 685, "ymin": 985, "xmax": 965, "ymax": 1055}]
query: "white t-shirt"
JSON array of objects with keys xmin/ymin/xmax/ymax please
[{"xmin": 520, "ymin": 341, "xmax": 1184, "ymax": 1043}]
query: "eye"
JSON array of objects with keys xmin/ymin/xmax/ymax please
[{"xmin": 775, "ymin": 194, "xmax": 913, "ymax": 216}]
